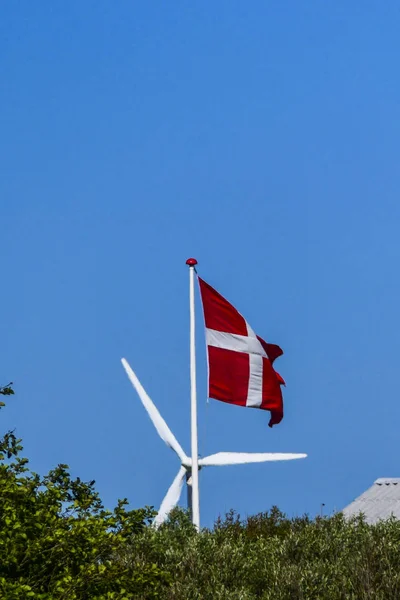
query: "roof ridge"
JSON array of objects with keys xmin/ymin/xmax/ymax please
[{"xmin": 374, "ymin": 478, "xmax": 400, "ymax": 484}]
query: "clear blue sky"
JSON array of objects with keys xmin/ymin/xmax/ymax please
[{"xmin": 2, "ymin": 1, "xmax": 400, "ymax": 526}]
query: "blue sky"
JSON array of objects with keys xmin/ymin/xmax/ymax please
[{"xmin": 2, "ymin": 1, "xmax": 400, "ymax": 526}]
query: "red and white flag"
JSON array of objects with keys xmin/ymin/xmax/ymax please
[{"xmin": 198, "ymin": 277, "xmax": 285, "ymax": 427}]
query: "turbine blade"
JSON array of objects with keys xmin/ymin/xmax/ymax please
[
  {"xmin": 153, "ymin": 465, "xmax": 186, "ymax": 528},
  {"xmin": 198, "ymin": 452, "xmax": 307, "ymax": 466},
  {"xmin": 121, "ymin": 358, "xmax": 187, "ymax": 463}
]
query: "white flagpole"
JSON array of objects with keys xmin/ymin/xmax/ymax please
[{"xmin": 186, "ymin": 257, "xmax": 200, "ymax": 529}]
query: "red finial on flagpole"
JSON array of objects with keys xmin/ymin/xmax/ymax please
[{"xmin": 186, "ymin": 258, "xmax": 198, "ymax": 266}]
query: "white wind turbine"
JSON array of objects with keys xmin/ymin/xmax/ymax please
[
  {"xmin": 121, "ymin": 358, "xmax": 306, "ymax": 528},
  {"xmin": 122, "ymin": 259, "xmax": 307, "ymax": 529}
]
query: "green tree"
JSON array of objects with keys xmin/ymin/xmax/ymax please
[
  {"xmin": 0, "ymin": 394, "xmax": 170, "ymax": 599},
  {"xmin": 3, "ymin": 384, "xmax": 400, "ymax": 600},
  {"xmin": 129, "ymin": 507, "xmax": 400, "ymax": 600}
]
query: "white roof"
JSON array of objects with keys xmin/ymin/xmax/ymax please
[{"xmin": 343, "ymin": 478, "xmax": 400, "ymax": 524}]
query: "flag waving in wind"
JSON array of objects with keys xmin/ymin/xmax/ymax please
[{"xmin": 198, "ymin": 277, "xmax": 285, "ymax": 427}]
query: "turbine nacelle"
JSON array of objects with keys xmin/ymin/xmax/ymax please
[{"xmin": 121, "ymin": 358, "xmax": 307, "ymax": 528}]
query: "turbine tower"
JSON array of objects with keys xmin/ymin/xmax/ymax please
[{"xmin": 121, "ymin": 358, "xmax": 307, "ymax": 528}]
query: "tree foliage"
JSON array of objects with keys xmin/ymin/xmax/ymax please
[
  {"xmin": 0, "ymin": 395, "xmax": 170, "ymax": 599},
  {"xmin": 131, "ymin": 507, "xmax": 400, "ymax": 600},
  {"xmin": 0, "ymin": 381, "xmax": 14, "ymax": 408},
  {"xmin": 2, "ymin": 389, "xmax": 400, "ymax": 599}
]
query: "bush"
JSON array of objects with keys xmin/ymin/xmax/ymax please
[
  {"xmin": 0, "ymin": 392, "xmax": 170, "ymax": 599},
  {"xmin": 128, "ymin": 507, "xmax": 400, "ymax": 600},
  {"xmin": 2, "ymin": 387, "xmax": 400, "ymax": 599}
]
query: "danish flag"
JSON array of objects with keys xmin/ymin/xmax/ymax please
[{"xmin": 198, "ymin": 277, "xmax": 284, "ymax": 427}]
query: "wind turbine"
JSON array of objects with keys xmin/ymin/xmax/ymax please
[
  {"xmin": 122, "ymin": 258, "xmax": 307, "ymax": 529},
  {"xmin": 121, "ymin": 358, "xmax": 307, "ymax": 528}
]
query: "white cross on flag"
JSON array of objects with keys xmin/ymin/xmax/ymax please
[{"xmin": 198, "ymin": 277, "xmax": 285, "ymax": 427}]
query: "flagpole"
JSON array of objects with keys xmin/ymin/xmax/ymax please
[{"xmin": 186, "ymin": 257, "xmax": 200, "ymax": 529}]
